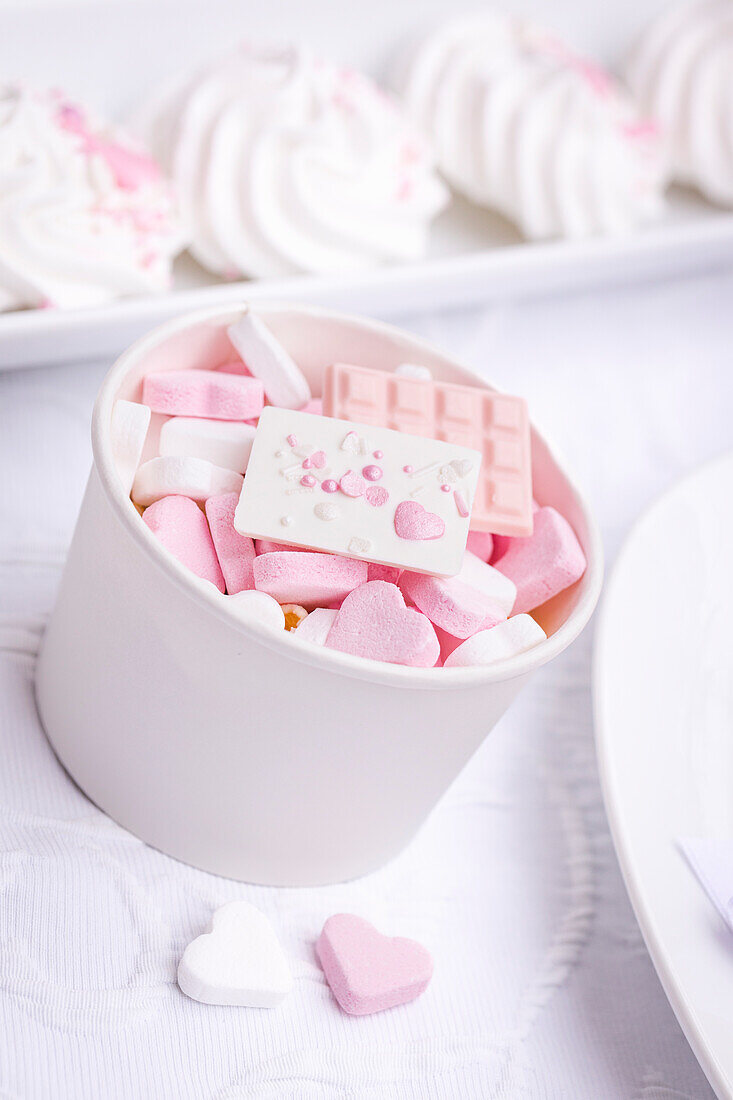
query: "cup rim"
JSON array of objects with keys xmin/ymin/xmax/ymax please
[{"xmin": 92, "ymin": 301, "xmax": 603, "ymax": 692}]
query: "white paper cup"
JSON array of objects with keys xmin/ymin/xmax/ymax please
[{"xmin": 35, "ymin": 304, "xmax": 603, "ymax": 886}]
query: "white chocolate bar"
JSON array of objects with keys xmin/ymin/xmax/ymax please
[{"xmin": 234, "ymin": 408, "xmax": 482, "ymax": 577}]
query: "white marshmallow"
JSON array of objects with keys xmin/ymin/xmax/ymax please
[
  {"xmin": 159, "ymin": 416, "xmax": 257, "ymax": 474},
  {"xmin": 291, "ymin": 607, "xmax": 338, "ymax": 646},
  {"xmin": 111, "ymin": 399, "xmax": 150, "ymax": 495},
  {"xmin": 227, "ymin": 309, "xmax": 311, "ymax": 410},
  {"xmin": 131, "ymin": 456, "xmax": 242, "ymax": 507},
  {"xmin": 457, "ymin": 551, "xmax": 517, "ymax": 615},
  {"xmin": 178, "ymin": 900, "xmax": 292, "ymax": 1008},
  {"xmin": 227, "ymin": 589, "xmax": 285, "ymax": 632},
  {"xmin": 444, "ymin": 614, "xmax": 546, "ymax": 667},
  {"xmin": 395, "ymin": 362, "xmax": 432, "ymax": 381}
]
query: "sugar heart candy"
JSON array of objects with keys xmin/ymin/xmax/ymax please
[
  {"xmin": 316, "ymin": 913, "xmax": 433, "ymax": 1015},
  {"xmin": 326, "ymin": 581, "xmax": 439, "ymax": 667},
  {"xmin": 399, "ymin": 571, "xmax": 506, "ymax": 639},
  {"xmin": 494, "ymin": 506, "xmax": 586, "ymax": 613},
  {"xmin": 178, "ymin": 900, "xmax": 292, "ymax": 1008}
]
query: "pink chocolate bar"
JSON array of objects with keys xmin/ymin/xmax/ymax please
[{"xmin": 322, "ymin": 364, "xmax": 533, "ymax": 536}]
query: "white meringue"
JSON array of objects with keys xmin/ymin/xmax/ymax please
[
  {"xmin": 138, "ymin": 43, "xmax": 449, "ymax": 278},
  {"xmin": 626, "ymin": 0, "xmax": 733, "ymax": 206},
  {"xmin": 0, "ymin": 85, "xmax": 185, "ymax": 312},
  {"xmin": 397, "ymin": 13, "xmax": 668, "ymax": 240}
]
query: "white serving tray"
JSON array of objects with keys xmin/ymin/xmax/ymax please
[
  {"xmin": 2, "ymin": 0, "xmax": 733, "ymax": 370},
  {"xmin": 594, "ymin": 453, "xmax": 733, "ymax": 1100}
]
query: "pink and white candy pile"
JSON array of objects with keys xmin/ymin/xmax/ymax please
[{"xmin": 115, "ymin": 308, "xmax": 587, "ymax": 669}]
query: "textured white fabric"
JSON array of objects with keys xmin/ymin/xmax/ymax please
[{"xmin": 2, "ymin": 270, "xmax": 732, "ymax": 1099}]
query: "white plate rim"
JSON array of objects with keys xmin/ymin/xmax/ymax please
[{"xmin": 593, "ymin": 451, "xmax": 733, "ymax": 1100}]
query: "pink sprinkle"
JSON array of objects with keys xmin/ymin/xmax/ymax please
[
  {"xmin": 365, "ymin": 486, "xmax": 389, "ymax": 508},
  {"xmin": 302, "ymin": 457, "xmax": 313, "ymax": 469},
  {"xmin": 362, "ymin": 465, "xmax": 383, "ymax": 482},
  {"xmin": 322, "ymin": 479, "xmax": 339, "ymax": 493},
  {"xmin": 301, "ymin": 475, "xmax": 317, "ymax": 488},
  {"xmin": 57, "ymin": 103, "xmax": 161, "ymax": 191},
  {"xmin": 287, "ymin": 434, "xmax": 298, "ymax": 447},
  {"xmin": 454, "ymin": 490, "xmax": 469, "ymax": 518},
  {"xmin": 403, "ymin": 465, "xmax": 413, "ymax": 474},
  {"xmin": 440, "ymin": 483, "xmax": 451, "ymax": 493},
  {"xmin": 373, "ymin": 450, "xmax": 383, "ymax": 459},
  {"xmin": 311, "ymin": 450, "xmax": 327, "ymax": 469}
]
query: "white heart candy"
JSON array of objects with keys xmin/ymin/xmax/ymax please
[{"xmin": 178, "ymin": 901, "xmax": 292, "ymax": 1008}]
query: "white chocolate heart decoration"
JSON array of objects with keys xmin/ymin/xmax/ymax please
[
  {"xmin": 450, "ymin": 459, "xmax": 473, "ymax": 479},
  {"xmin": 340, "ymin": 431, "xmax": 360, "ymax": 454},
  {"xmin": 292, "ymin": 443, "xmax": 314, "ymax": 459},
  {"xmin": 314, "ymin": 503, "xmax": 340, "ymax": 521},
  {"xmin": 177, "ymin": 901, "xmax": 292, "ymax": 1008}
]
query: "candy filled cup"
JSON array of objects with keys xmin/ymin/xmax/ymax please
[{"xmin": 35, "ymin": 304, "xmax": 603, "ymax": 886}]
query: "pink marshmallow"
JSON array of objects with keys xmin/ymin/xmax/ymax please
[
  {"xmin": 368, "ymin": 563, "xmax": 403, "ymax": 585},
  {"xmin": 216, "ymin": 359, "xmax": 251, "ymax": 376},
  {"xmin": 490, "ymin": 534, "xmax": 513, "ymax": 565},
  {"xmin": 494, "ymin": 506, "xmax": 586, "ymax": 614},
  {"xmin": 143, "ymin": 495, "xmax": 225, "ymax": 592},
  {"xmin": 434, "ymin": 624, "xmax": 467, "ymax": 664},
  {"xmin": 205, "ymin": 493, "xmax": 256, "ymax": 594},
  {"xmin": 326, "ymin": 581, "xmax": 440, "ymax": 668},
  {"xmin": 255, "ymin": 539, "xmax": 301, "ymax": 555},
  {"xmin": 399, "ymin": 571, "xmax": 506, "ymax": 639},
  {"xmin": 253, "ymin": 551, "xmax": 368, "ymax": 607},
  {"xmin": 316, "ymin": 914, "xmax": 433, "ymax": 1016},
  {"xmin": 466, "ymin": 531, "xmax": 494, "ymax": 562},
  {"xmin": 142, "ymin": 369, "xmax": 264, "ymax": 421}
]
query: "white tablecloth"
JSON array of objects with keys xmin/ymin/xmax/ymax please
[{"xmin": 2, "ymin": 269, "xmax": 731, "ymax": 1099}]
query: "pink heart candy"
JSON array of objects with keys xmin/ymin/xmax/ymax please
[
  {"xmin": 339, "ymin": 470, "xmax": 366, "ymax": 498},
  {"xmin": 325, "ymin": 580, "xmax": 439, "ymax": 667},
  {"xmin": 311, "ymin": 450, "xmax": 327, "ymax": 469},
  {"xmin": 316, "ymin": 913, "xmax": 433, "ymax": 1016},
  {"xmin": 394, "ymin": 500, "xmax": 445, "ymax": 541}
]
